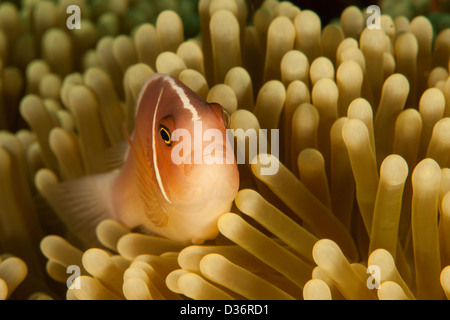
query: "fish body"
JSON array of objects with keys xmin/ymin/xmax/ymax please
[{"xmin": 44, "ymin": 73, "xmax": 239, "ymax": 245}]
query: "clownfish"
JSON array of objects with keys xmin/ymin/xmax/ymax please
[{"xmin": 42, "ymin": 73, "xmax": 240, "ymax": 245}]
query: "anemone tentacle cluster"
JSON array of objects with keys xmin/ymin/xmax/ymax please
[{"xmin": 1, "ymin": 0, "xmax": 450, "ymax": 300}]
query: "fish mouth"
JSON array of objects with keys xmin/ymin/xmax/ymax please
[
  {"xmin": 172, "ymin": 143, "xmax": 235, "ymax": 165},
  {"xmin": 165, "ymin": 140, "xmax": 240, "ymax": 208},
  {"xmin": 178, "ymin": 143, "xmax": 237, "ymax": 176},
  {"xmin": 201, "ymin": 142, "xmax": 236, "ymax": 165}
]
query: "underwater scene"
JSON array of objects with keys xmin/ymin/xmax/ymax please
[{"xmin": 1, "ymin": 0, "xmax": 450, "ymax": 301}]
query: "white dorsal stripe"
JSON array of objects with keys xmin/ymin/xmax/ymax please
[
  {"xmin": 152, "ymin": 87, "xmax": 172, "ymax": 204},
  {"xmin": 166, "ymin": 76, "xmax": 201, "ymax": 121},
  {"xmin": 147, "ymin": 73, "xmax": 200, "ymax": 205}
]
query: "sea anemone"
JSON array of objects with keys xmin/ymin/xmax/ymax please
[{"xmin": 1, "ymin": 0, "xmax": 450, "ymax": 300}]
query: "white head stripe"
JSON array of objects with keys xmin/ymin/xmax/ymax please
[
  {"xmin": 152, "ymin": 87, "xmax": 172, "ymax": 204},
  {"xmin": 167, "ymin": 76, "xmax": 201, "ymax": 122}
]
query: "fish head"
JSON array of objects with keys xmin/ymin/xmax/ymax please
[{"xmin": 131, "ymin": 73, "xmax": 239, "ymax": 243}]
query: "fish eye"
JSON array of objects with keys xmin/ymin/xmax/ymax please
[{"xmin": 159, "ymin": 126, "xmax": 172, "ymax": 146}]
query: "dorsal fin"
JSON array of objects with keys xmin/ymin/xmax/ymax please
[
  {"xmin": 124, "ymin": 128, "xmax": 168, "ymax": 227},
  {"xmin": 92, "ymin": 125, "xmax": 130, "ymax": 172},
  {"xmin": 101, "ymin": 140, "xmax": 129, "ymax": 171}
]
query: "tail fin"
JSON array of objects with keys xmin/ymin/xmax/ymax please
[{"xmin": 39, "ymin": 172, "xmax": 119, "ymax": 248}]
